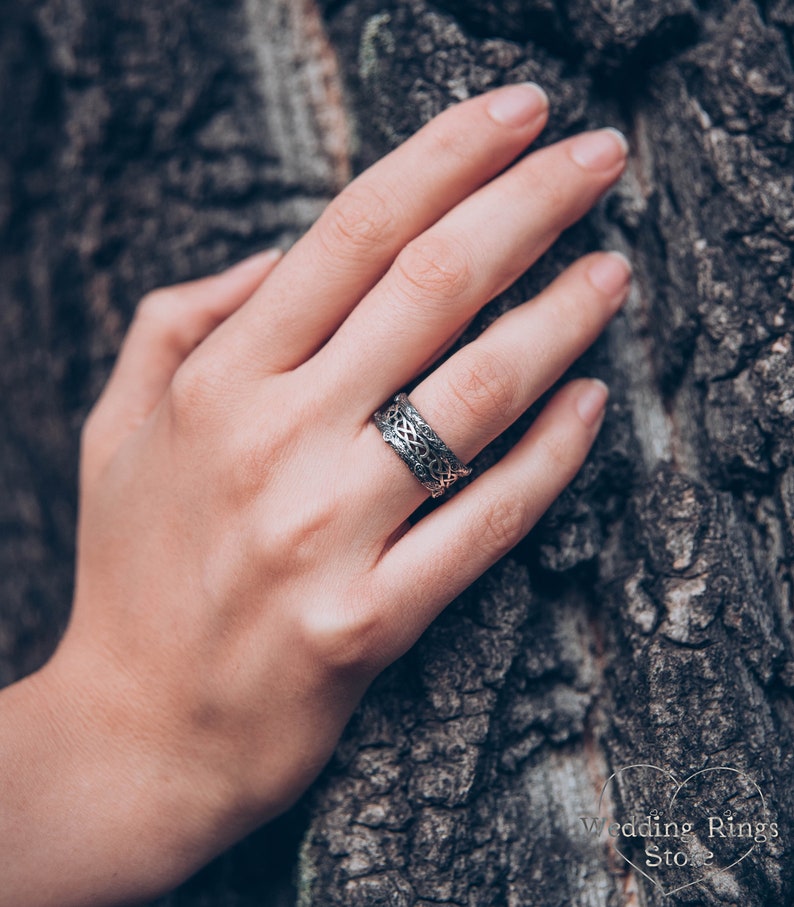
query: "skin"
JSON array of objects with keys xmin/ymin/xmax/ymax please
[{"xmin": 0, "ymin": 83, "xmax": 631, "ymax": 906}]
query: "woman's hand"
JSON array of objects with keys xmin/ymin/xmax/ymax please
[{"xmin": 1, "ymin": 83, "xmax": 630, "ymax": 905}]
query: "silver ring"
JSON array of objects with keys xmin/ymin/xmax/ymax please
[{"xmin": 373, "ymin": 393, "xmax": 472, "ymax": 498}]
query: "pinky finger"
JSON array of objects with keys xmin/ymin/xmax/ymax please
[
  {"xmin": 372, "ymin": 378, "xmax": 608, "ymax": 662},
  {"xmin": 86, "ymin": 249, "xmax": 282, "ymax": 466}
]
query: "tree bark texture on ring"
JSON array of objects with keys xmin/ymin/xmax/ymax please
[{"xmin": 1, "ymin": 0, "xmax": 793, "ymax": 905}]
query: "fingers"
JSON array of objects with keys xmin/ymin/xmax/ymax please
[
  {"xmin": 204, "ymin": 84, "xmax": 550, "ymax": 375},
  {"xmin": 324, "ymin": 128, "xmax": 628, "ymax": 408},
  {"xmin": 370, "ymin": 378, "xmax": 608, "ymax": 661},
  {"xmin": 87, "ymin": 249, "xmax": 282, "ymax": 450},
  {"xmin": 359, "ymin": 251, "xmax": 630, "ymax": 522},
  {"xmin": 410, "ymin": 251, "xmax": 630, "ymax": 460}
]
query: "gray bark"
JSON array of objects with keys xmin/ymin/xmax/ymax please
[{"xmin": 2, "ymin": 0, "xmax": 794, "ymax": 905}]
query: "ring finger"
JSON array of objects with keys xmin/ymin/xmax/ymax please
[
  {"xmin": 315, "ymin": 127, "xmax": 629, "ymax": 409},
  {"xmin": 362, "ymin": 250, "xmax": 631, "ymax": 520}
]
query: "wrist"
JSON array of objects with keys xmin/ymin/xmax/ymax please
[{"xmin": 0, "ymin": 645, "xmax": 216, "ymax": 906}]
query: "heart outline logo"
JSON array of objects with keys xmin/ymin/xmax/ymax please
[{"xmin": 597, "ymin": 763, "xmax": 767, "ymax": 897}]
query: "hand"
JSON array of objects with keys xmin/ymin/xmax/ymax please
[{"xmin": 2, "ymin": 83, "xmax": 630, "ymax": 905}]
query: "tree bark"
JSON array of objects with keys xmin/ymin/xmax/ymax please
[{"xmin": 2, "ymin": 0, "xmax": 794, "ymax": 905}]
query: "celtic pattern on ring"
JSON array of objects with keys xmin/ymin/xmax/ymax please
[{"xmin": 373, "ymin": 394, "xmax": 472, "ymax": 497}]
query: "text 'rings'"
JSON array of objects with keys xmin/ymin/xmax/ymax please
[{"xmin": 373, "ymin": 394, "xmax": 472, "ymax": 498}]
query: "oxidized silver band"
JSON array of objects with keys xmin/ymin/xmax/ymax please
[{"xmin": 373, "ymin": 393, "xmax": 472, "ymax": 498}]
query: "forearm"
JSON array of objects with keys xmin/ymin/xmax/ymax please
[{"xmin": 0, "ymin": 658, "xmax": 198, "ymax": 907}]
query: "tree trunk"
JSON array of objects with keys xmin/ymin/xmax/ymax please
[{"xmin": 2, "ymin": 1, "xmax": 793, "ymax": 905}]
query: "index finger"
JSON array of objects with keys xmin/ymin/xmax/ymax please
[{"xmin": 206, "ymin": 83, "xmax": 550, "ymax": 376}]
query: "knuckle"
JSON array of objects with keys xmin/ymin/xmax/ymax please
[
  {"xmin": 136, "ymin": 287, "xmax": 181, "ymax": 323},
  {"xmin": 427, "ymin": 119, "xmax": 473, "ymax": 166},
  {"xmin": 538, "ymin": 429, "xmax": 578, "ymax": 477},
  {"xmin": 135, "ymin": 288, "xmax": 187, "ymax": 345},
  {"xmin": 559, "ymin": 286, "xmax": 608, "ymax": 341},
  {"xmin": 167, "ymin": 356, "xmax": 226, "ymax": 431},
  {"xmin": 298, "ymin": 598, "xmax": 382, "ymax": 676},
  {"xmin": 394, "ymin": 234, "xmax": 473, "ymax": 304},
  {"xmin": 523, "ymin": 168, "xmax": 567, "ymax": 220},
  {"xmin": 317, "ymin": 182, "xmax": 397, "ymax": 257},
  {"xmin": 477, "ymin": 493, "xmax": 527, "ymax": 559},
  {"xmin": 448, "ymin": 349, "xmax": 520, "ymax": 426}
]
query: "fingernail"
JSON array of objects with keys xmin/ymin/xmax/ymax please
[
  {"xmin": 487, "ymin": 82, "xmax": 549, "ymax": 128},
  {"xmin": 576, "ymin": 379, "xmax": 609, "ymax": 427},
  {"xmin": 570, "ymin": 127, "xmax": 628, "ymax": 171},
  {"xmin": 587, "ymin": 251, "xmax": 632, "ymax": 298}
]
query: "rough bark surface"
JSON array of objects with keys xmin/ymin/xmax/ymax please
[{"xmin": 2, "ymin": 0, "xmax": 794, "ymax": 905}]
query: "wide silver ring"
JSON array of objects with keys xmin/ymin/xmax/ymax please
[{"xmin": 373, "ymin": 393, "xmax": 472, "ymax": 498}]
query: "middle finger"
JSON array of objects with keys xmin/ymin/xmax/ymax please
[
  {"xmin": 359, "ymin": 250, "xmax": 630, "ymax": 524},
  {"xmin": 316, "ymin": 127, "xmax": 628, "ymax": 409}
]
